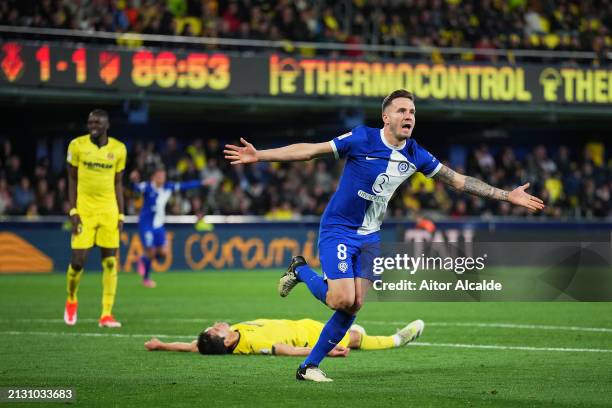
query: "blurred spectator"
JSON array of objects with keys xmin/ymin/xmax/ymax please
[
  {"xmin": 451, "ymin": 200, "xmax": 468, "ymax": 218},
  {"xmin": 266, "ymin": 201, "xmax": 296, "ymax": 220},
  {"xmin": 12, "ymin": 176, "xmax": 34, "ymax": 212},
  {"xmin": 35, "ymin": 179, "xmax": 50, "ymax": 206},
  {"xmin": 314, "ymin": 161, "xmax": 333, "ymax": 193},
  {"xmin": 543, "ymin": 172, "xmax": 563, "ymax": 204},
  {"xmin": 161, "ymin": 137, "xmax": 182, "ymax": 178},
  {"xmin": 200, "ymin": 157, "xmax": 223, "ymax": 196},
  {"xmin": 178, "ymin": 139, "xmax": 206, "ymax": 173},
  {"xmin": 0, "ymin": 177, "xmax": 12, "ymax": 214},
  {"xmin": 5, "ymin": 156, "xmax": 23, "ymax": 186},
  {"xmin": 474, "ymin": 144, "xmax": 495, "ymax": 174},
  {"xmin": 39, "ymin": 192, "xmax": 59, "ymax": 215},
  {"xmin": 1, "ymin": 140, "xmax": 12, "ymax": 165},
  {"xmin": 26, "ymin": 202, "xmax": 39, "ymax": 218}
]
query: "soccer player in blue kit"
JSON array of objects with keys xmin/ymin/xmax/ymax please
[
  {"xmin": 224, "ymin": 90, "xmax": 545, "ymax": 382},
  {"xmin": 130, "ymin": 166, "xmax": 213, "ymax": 287}
]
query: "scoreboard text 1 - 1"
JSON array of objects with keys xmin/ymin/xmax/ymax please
[{"xmin": 1, "ymin": 42, "xmax": 231, "ymax": 92}]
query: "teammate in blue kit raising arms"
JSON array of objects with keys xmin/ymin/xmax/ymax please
[
  {"xmin": 130, "ymin": 166, "xmax": 214, "ymax": 287},
  {"xmin": 224, "ymin": 90, "xmax": 545, "ymax": 382}
]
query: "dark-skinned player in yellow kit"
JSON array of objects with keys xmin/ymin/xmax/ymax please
[{"xmin": 64, "ymin": 109, "xmax": 127, "ymax": 328}]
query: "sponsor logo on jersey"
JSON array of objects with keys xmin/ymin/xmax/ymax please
[
  {"xmin": 83, "ymin": 161, "xmax": 113, "ymax": 170},
  {"xmin": 372, "ymin": 173, "xmax": 390, "ymax": 194},
  {"xmin": 357, "ymin": 190, "xmax": 388, "ymax": 203}
]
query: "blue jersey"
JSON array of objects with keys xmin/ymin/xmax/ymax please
[
  {"xmin": 320, "ymin": 125, "xmax": 441, "ymax": 236},
  {"xmin": 132, "ymin": 180, "xmax": 201, "ymax": 229}
]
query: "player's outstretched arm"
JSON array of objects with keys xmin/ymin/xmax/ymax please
[
  {"xmin": 272, "ymin": 343, "xmax": 349, "ymax": 357},
  {"xmin": 224, "ymin": 138, "xmax": 334, "ymax": 165},
  {"xmin": 144, "ymin": 338, "xmax": 198, "ymax": 352},
  {"xmin": 433, "ymin": 164, "xmax": 545, "ymax": 212}
]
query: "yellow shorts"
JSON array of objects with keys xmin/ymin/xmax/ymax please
[
  {"xmin": 299, "ymin": 319, "xmax": 351, "ymax": 348},
  {"xmin": 71, "ymin": 211, "xmax": 119, "ymax": 250}
]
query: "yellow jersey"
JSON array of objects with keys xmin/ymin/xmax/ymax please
[
  {"xmin": 231, "ymin": 319, "xmax": 350, "ymax": 355},
  {"xmin": 67, "ymin": 135, "xmax": 127, "ymax": 214}
]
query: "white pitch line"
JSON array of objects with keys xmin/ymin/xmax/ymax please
[
  {"xmin": 359, "ymin": 321, "xmax": 612, "ymax": 333},
  {"xmin": 2, "ymin": 318, "xmax": 612, "ymax": 334},
  {"xmin": 428, "ymin": 322, "xmax": 612, "ymax": 333},
  {"xmin": 0, "ymin": 330, "xmax": 193, "ymax": 339},
  {"xmin": 0, "ymin": 330, "xmax": 611, "ymax": 353},
  {"xmin": 0, "ymin": 318, "xmax": 230, "ymax": 324},
  {"xmin": 408, "ymin": 342, "xmax": 612, "ymax": 353}
]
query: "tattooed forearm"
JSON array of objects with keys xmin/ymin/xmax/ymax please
[
  {"xmin": 433, "ymin": 166, "xmax": 459, "ymax": 189},
  {"xmin": 434, "ymin": 165, "xmax": 509, "ymax": 201},
  {"xmin": 464, "ymin": 177, "xmax": 509, "ymax": 201}
]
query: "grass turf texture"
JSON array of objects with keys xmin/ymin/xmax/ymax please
[{"xmin": 1, "ymin": 271, "xmax": 611, "ymax": 407}]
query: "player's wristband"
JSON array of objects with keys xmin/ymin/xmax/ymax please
[
  {"xmin": 118, "ymin": 214, "xmax": 125, "ymax": 221},
  {"xmin": 69, "ymin": 208, "xmax": 78, "ymax": 216}
]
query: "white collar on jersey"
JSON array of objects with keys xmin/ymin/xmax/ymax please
[{"xmin": 380, "ymin": 128, "xmax": 406, "ymax": 151}]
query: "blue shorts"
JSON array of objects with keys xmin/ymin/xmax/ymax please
[
  {"xmin": 318, "ymin": 230, "xmax": 380, "ymax": 281},
  {"xmin": 139, "ymin": 226, "xmax": 166, "ymax": 249}
]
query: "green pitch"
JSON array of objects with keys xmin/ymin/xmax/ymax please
[{"xmin": 1, "ymin": 271, "xmax": 611, "ymax": 407}]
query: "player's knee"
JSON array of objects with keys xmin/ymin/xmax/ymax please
[
  {"xmin": 326, "ymin": 292, "xmax": 355, "ymax": 310},
  {"xmin": 351, "ymin": 297, "xmax": 364, "ymax": 312},
  {"xmin": 70, "ymin": 263, "xmax": 83, "ymax": 272},
  {"xmin": 102, "ymin": 257, "xmax": 117, "ymax": 271},
  {"xmin": 155, "ymin": 249, "xmax": 166, "ymax": 262},
  {"xmin": 337, "ymin": 296, "xmax": 364, "ymax": 314}
]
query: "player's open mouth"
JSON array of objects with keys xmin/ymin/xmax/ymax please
[{"xmin": 402, "ymin": 123, "xmax": 412, "ymax": 130}]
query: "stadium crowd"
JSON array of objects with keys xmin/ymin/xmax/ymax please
[
  {"xmin": 0, "ymin": 136, "xmax": 609, "ymax": 220},
  {"xmin": 1, "ymin": 0, "xmax": 610, "ymax": 63}
]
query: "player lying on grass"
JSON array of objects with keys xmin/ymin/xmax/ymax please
[{"xmin": 144, "ymin": 318, "xmax": 424, "ymax": 356}]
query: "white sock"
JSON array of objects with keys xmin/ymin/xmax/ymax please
[{"xmin": 392, "ymin": 334, "xmax": 402, "ymax": 347}]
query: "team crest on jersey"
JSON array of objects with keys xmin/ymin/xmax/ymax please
[
  {"xmin": 398, "ymin": 161, "xmax": 410, "ymax": 174},
  {"xmin": 338, "ymin": 261, "xmax": 349, "ymax": 273},
  {"xmin": 107, "ymin": 152, "xmax": 115, "ymax": 160}
]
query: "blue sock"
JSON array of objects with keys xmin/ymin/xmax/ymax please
[
  {"xmin": 141, "ymin": 256, "xmax": 152, "ymax": 280},
  {"xmin": 301, "ymin": 310, "xmax": 355, "ymax": 368},
  {"xmin": 296, "ymin": 264, "xmax": 328, "ymax": 304}
]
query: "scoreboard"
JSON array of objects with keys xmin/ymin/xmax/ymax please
[
  {"xmin": 0, "ymin": 42, "xmax": 238, "ymax": 93},
  {"xmin": 1, "ymin": 40, "xmax": 611, "ymax": 106}
]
